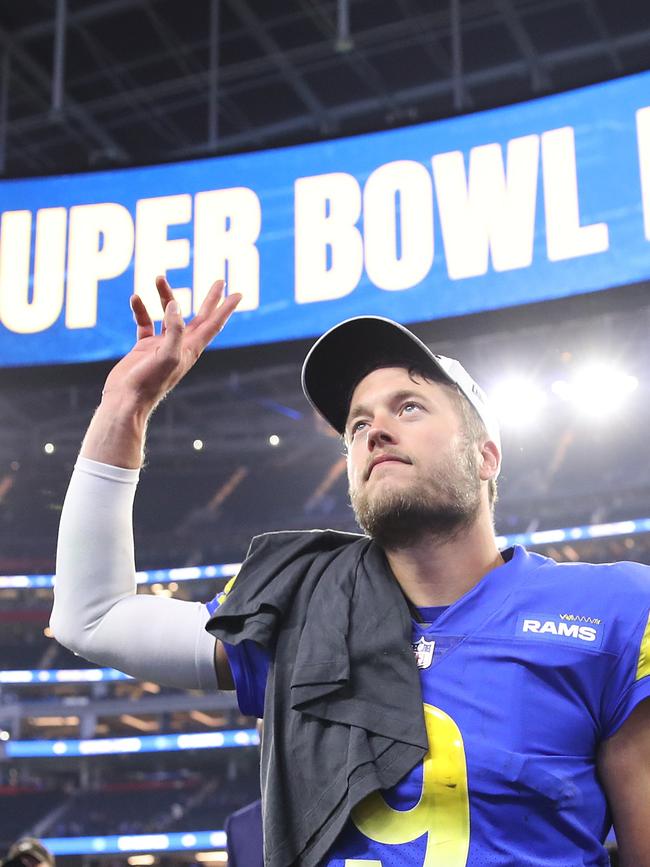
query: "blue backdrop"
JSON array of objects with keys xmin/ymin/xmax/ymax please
[{"xmin": 1, "ymin": 70, "xmax": 649, "ymax": 366}]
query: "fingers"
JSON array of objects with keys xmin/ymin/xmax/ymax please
[
  {"xmin": 130, "ymin": 295, "xmax": 154, "ymax": 341},
  {"xmin": 155, "ymin": 276, "xmax": 176, "ymax": 310},
  {"xmin": 157, "ymin": 297, "xmax": 186, "ymax": 368},
  {"xmin": 156, "ymin": 276, "xmax": 176, "ymax": 334},
  {"xmin": 186, "ymin": 279, "xmax": 226, "ymax": 332},
  {"xmin": 188, "ymin": 291, "xmax": 242, "ymax": 353},
  {"xmin": 163, "ymin": 298, "xmax": 185, "ymax": 335},
  {"xmin": 135, "ymin": 276, "xmax": 240, "ymax": 359}
]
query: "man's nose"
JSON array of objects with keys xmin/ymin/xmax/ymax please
[{"xmin": 366, "ymin": 419, "xmax": 397, "ymax": 450}]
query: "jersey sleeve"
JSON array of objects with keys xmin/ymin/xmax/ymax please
[
  {"xmin": 206, "ymin": 582, "xmax": 270, "ymax": 719},
  {"xmin": 601, "ymin": 605, "xmax": 650, "ymax": 738}
]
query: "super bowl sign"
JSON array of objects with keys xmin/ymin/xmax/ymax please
[{"xmin": 1, "ymin": 70, "xmax": 650, "ymax": 366}]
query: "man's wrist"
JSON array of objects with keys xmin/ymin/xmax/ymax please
[
  {"xmin": 99, "ymin": 390, "xmax": 156, "ymax": 425},
  {"xmin": 80, "ymin": 393, "xmax": 153, "ymax": 469}
]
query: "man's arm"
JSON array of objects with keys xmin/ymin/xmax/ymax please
[
  {"xmin": 51, "ymin": 277, "xmax": 239, "ymax": 690},
  {"xmin": 598, "ymin": 698, "xmax": 650, "ymax": 867}
]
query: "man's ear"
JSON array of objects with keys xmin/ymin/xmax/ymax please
[{"xmin": 479, "ymin": 439, "xmax": 500, "ymax": 481}]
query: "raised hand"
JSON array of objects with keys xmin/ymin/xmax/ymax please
[
  {"xmin": 102, "ymin": 276, "xmax": 242, "ymax": 411},
  {"xmin": 81, "ymin": 276, "xmax": 241, "ymax": 468}
]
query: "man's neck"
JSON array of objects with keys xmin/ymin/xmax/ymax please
[{"xmin": 383, "ymin": 515, "xmax": 504, "ymax": 607}]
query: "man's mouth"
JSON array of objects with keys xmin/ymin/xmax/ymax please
[{"xmin": 366, "ymin": 455, "xmax": 411, "ymax": 479}]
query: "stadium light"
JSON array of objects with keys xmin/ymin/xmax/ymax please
[
  {"xmin": 489, "ymin": 378, "xmax": 548, "ymax": 429},
  {"xmin": 43, "ymin": 442, "xmax": 55, "ymax": 454},
  {"xmin": 552, "ymin": 363, "xmax": 638, "ymax": 419},
  {"xmin": 269, "ymin": 434, "xmax": 280, "ymax": 446},
  {"xmin": 193, "ymin": 439, "xmax": 204, "ymax": 451}
]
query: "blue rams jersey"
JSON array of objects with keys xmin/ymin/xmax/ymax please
[{"xmin": 206, "ymin": 546, "xmax": 650, "ymax": 866}]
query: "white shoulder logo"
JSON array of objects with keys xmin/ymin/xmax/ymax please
[{"xmin": 516, "ymin": 612, "xmax": 604, "ymax": 647}]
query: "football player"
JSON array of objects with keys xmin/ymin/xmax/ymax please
[{"xmin": 52, "ymin": 277, "xmax": 650, "ymax": 866}]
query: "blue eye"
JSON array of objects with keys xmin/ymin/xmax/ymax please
[
  {"xmin": 351, "ymin": 420, "xmax": 367, "ymax": 435},
  {"xmin": 402, "ymin": 402, "xmax": 421, "ymax": 414}
]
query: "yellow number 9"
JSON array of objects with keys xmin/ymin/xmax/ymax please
[{"xmin": 349, "ymin": 703, "xmax": 470, "ymax": 867}]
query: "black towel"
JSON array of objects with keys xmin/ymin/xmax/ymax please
[{"xmin": 206, "ymin": 529, "xmax": 428, "ymax": 867}]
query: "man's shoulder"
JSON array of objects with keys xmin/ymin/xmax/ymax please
[
  {"xmin": 521, "ymin": 548, "xmax": 650, "ymax": 620},
  {"xmin": 226, "ymin": 797, "xmax": 262, "ymax": 826},
  {"xmin": 534, "ymin": 551, "xmax": 650, "ymax": 591}
]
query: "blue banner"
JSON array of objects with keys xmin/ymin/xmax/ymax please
[{"xmin": 1, "ymin": 71, "xmax": 650, "ymax": 366}]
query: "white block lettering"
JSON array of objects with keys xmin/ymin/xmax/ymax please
[
  {"xmin": 432, "ymin": 134, "xmax": 539, "ymax": 279},
  {"xmin": 636, "ymin": 106, "xmax": 650, "ymax": 241},
  {"xmin": 0, "ymin": 208, "xmax": 66, "ymax": 334},
  {"xmin": 541, "ymin": 126, "xmax": 609, "ymax": 261},
  {"xmin": 363, "ymin": 160, "xmax": 434, "ymax": 290},
  {"xmin": 522, "ymin": 619, "xmax": 541, "ymax": 633},
  {"xmin": 134, "ymin": 194, "xmax": 192, "ymax": 319},
  {"xmin": 66, "ymin": 203, "xmax": 135, "ymax": 329},
  {"xmin": 294, "ymin": 172, "xmax": 363, "ymax": 303},
  {"xmin": 193, "ymin": 187, "xmax": 261, "ymax": 313}
]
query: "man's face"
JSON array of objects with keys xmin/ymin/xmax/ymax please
[{"xmin": 345, "ymin": 366, "xmax": 482, "ymax": 547}]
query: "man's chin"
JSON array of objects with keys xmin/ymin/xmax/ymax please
[{"xmin": 351, "ymin": 490, "xmax": 480, "ymax": 548}]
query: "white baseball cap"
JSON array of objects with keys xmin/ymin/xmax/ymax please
[{"xmin": 301, "ymin": 316, "xmax": 501, "ymax": 456}]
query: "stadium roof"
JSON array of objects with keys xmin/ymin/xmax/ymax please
[{"xmin": 0, "ymin": 0, "xmax": 649, "ymax": 177}]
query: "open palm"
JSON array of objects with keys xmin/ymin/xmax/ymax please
[{"xmin": 102, "ymin": 276, "xmax": 242, "ymax": 410}]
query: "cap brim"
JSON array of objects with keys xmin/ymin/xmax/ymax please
[{"xmin": 301, "ymin": 316, "xmax": 450, "ymax": 434}]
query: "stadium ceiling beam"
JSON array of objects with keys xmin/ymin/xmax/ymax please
[
  {"xmin": 71, "ymin": 10, "xmax": 190, "ymax": 148},
  {"xmin": 141, "ymin": 0, "xmax": 205, "ymax": 149},
  {"xmin": 147, "ymin": 0, "xmax": 262, "ymax": 151},
  {"xmin": 0, "ymin": 22, "xmax": 129, "ymax": 164},
  {"xmin": 208, "ymin": 0, "xmax": 220, "ymax": 147},
  {"xmin": 396, "ymin": 0, "xmax": 471, "ymax": 106},
  {"xmin": 493, "ymin": 0, "xmax": 550, "ymax": 91},
  {"xmin": 167, "ymin": 25, "xmax": 650, "ymax": 157},
  {"xmin": 5, "ymin": 8, "xmax": 643, "ymax": 154},
  {"xmin": 0, "ymin": 47, "xmax": 94, "ymax": 172},
  {"xmin": 0, "ymin": 49, "xmax": 8, "ymax": 173},
  {"xmin": 0, "ymin": 126, "xmax": 55, "ymax": 173},
  {"xmin": 11, "ymin": 0, "xmax": 259, "ymax": 151},
  {"xmin": 581, "ymin": 0, "xmax": 623, "ymax": 73},
  {"xmin": 5, "ymin": 0, "xmax": 550, "ymax": 132},
  {"xmin": 3, "ymin": 6, "xmax": 478, "ymax": 142},
  {"xmin": 226, "ymin": 0, "xmax": 330, "ymax": 132},
  {"xmin": 450, "ymin": 0, "xmax": 464, "ymax": 111},
  {"xmin": 299, "ymin": 0, "xmax": 396, "ymax": 117},
  {"xmin": 14, "ymin": 0, "xmax": 168, "ymax": 41},
  {"xmin": 52, "ymin": 0, "xmax": 66, "ymax": 113}
]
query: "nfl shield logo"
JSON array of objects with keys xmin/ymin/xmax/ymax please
[{"xmin": 412, "ymin": 636, "xmax": 435, "ymax": 669}]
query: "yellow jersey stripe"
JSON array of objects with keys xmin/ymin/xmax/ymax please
[
  {"xmin": 635, "ymin": 611, "xmax": 650, "ymax": 681},
  {"xmin": 223, "ymin": 574, "xmax": 238, "ymax": 596}
]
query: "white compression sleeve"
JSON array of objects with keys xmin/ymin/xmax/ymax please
[{"xmin": 51, "ymin": 456, "xmax": 218, "ymax": 691}]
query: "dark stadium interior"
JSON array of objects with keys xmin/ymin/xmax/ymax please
[
  {"xmin": 1, "ymin": 0, "xmax": 650, "ymax": 864},
  {"xmin": 1, "ymin": 0, "xmax": 650, "ymax": 177}
]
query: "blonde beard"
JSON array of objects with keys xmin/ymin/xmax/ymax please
[{"xmin": 349, "ymin": 444, "xmax": 481, "ymax": 549}]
